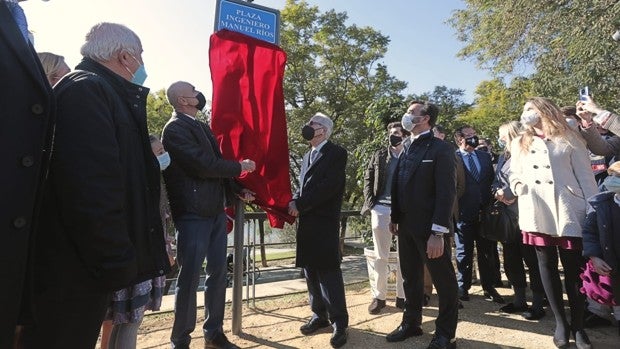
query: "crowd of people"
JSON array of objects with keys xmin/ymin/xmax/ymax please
[{"xmin": 2, "ymin": 1, "xmax": 620, "ymax": 349}]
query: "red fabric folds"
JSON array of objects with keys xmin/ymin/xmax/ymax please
[{"xmin": 209, "ymin": 29, "xmax": 294, "ymax": 229}]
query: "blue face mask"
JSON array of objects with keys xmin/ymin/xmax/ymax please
[
  {"xmin": 603, "ymin": 176, "xmax": 620, "ymax": 194},
  {"xmin": 497, "ymin": 137, "xmax": 506, "ymax": 149},
  {"xmin": 157, "ymin": 152, "xmax": 171, "ymax": 171},
  {"xmin": 126, "ymin": 54, "xmax": 147, "ymax": 85}
]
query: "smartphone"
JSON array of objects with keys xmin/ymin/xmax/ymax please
[{"xmin": 579, "ymin": 86, "xmax": 590, "ymax": 101}]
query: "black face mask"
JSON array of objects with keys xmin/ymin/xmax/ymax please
[
  {"xmin": 477, "ymin": 146, "xmax": 488, "ymax": 153},
  {"xmin": 389, "ymin": 135, "xmax": 402, "ymax": 147},
  {"xmin": 302, "ymin": 125, "xmax": 316, "ymax": 141},
  {"xmin": 195, "ymin": 92, "xmax": 207, "ymax": 111},
  {"xmin": 465, "ymin": 135, "xmax": 479, "ymax": 148}
]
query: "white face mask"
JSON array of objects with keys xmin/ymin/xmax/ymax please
[
  {"xmin": 157, "ymin": 152, "xmax": 171, "ymax": 171},
  {"xmin": 521, "ymin": 111, "xmax": 541, "ymax": 126},
  {"xmin": 401, "ymin": 113, "xmax": 424, "ymax": 132}
]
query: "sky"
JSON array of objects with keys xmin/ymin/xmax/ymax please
[{"xmin": 22, "ymin": 0, "xmax": 493, "ymax": 103}]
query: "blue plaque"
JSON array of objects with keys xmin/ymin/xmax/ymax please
[{"xmin": 215, "ymin": 0, "xmax": 280, "ymax": 45}]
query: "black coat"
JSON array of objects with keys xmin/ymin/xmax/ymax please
[
  {"xmin": 457, "ymin": 149, "xmax": 494, "ymax": 222},
  {"xmin": 0, "ymin": 4, "xmax": 55, "ymax": 346},
  {"xmin": 162, "ymin": 113, "xmax": 242, "ymax": 219},
  {"xmin": 391, "ymin": 133, "xmax": 456, "ymax": 236},
  {"xmin": 582, "ymin": 191, "xmax": 620, "ymax": 271},
  {"xmin": 34, "ymin": 59, "xmax": 169, "ymax": 298},
  {"xmin": 361, "ymin": 146, "xmax": 390, "ymax": 215},
  {"xmin": 293, "ymin": 141, "xmax": 348, "ymax": 269}
]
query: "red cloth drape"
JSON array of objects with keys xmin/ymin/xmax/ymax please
[{"xmin": 209, "ymin": 29, "xmax": 294, "ymax": 228}]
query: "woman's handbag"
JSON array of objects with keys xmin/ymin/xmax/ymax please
[
  {"xmin": 481, "ymin": 200, "xmax": 520, "ymax": 243},
  {"xmin": 580, "ymin": 260, "xmax": 617, "ymax": 306}
]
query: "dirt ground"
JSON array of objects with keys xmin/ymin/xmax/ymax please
[{"xmin": 131, "ymin": 282, "xmax": 618, "ymax": 349}]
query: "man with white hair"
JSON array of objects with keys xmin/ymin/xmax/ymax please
[
  {"xmin": 1, "ymin": 0, "xmax": 54, "ymax": 347},
  {"xmin": 288, "ymin": 112, "xmax": 349, "ymax": 348},
  {"xmin": 25, "ymin": 22, "xmax": 169, "ymax": 348}
]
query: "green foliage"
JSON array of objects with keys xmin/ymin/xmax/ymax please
[
  {"xmin": 281, "ymin": 0, "xmax": 407, "ymax": 208},
  {"xmin": 449, "ymin": 0, "xmax": 620, "ymax": 110},
  {"xmin": 146, "ymin": 88, "xmax": 173, "ymax": 137}
]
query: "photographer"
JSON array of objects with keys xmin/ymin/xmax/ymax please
[{"xmin": 576, "ymin": 96, "xmax": 620, "ymax": 161}]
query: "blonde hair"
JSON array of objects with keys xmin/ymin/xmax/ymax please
[
  {"xmin": 37, "ymin": 52, "xmax": 66, "ymax": 83},
  {"xmin": 498, "ymin": 121, "xmax": 521, "ymax": 154},
  {"xmin": 517, "ymin": 97, "xmax": 583, "ymax": 153},
  {"xmin": 608, "ymin": 161, "xmax": 620, "ymax": 176}
]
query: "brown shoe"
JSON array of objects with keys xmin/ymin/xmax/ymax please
[{"xmin": 368, "ymin": 298, "xmax": 386, "ymax": 314}]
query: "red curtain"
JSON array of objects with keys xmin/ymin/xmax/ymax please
[{"xmin": 209, "ymin": 29, "xmax": 294, "ymax": 228}]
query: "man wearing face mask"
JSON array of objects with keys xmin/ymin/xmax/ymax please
[
  {"xmin": 361, "ymin": 122, "xmax": 409, "ymax": 314},
  {"xmin": 387, "ymin": 101, "xmax": 458, "ymax": 349},
  {"xmin": 24, "ymin": 23, "xmax": 170, "ymax": 348},
  {"xmin": 1, "ymin": 0, "xmax": 55, "ymax": 346},
  {"xmin": 288, "ymin": 113, "xmax": 349, "ymax": 348},
  {"xmin": 162, "ymin": 81, "xmax": 255, "ymax": 349},
  {"xmin": 453, "ymin": 126, "xmax": 504, "ymax": 304}
]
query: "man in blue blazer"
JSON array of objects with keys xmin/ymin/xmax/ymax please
[
  {"xmin": 454, "ymin": 125, "xmax": 504, "ymax": 303},
  {"xmin": 387, "ymin": 101, "xmax": 458, "ymax": 349},
  {"xmin": 289, "ymin": 112, "xmax": 349, "ymax": 348},
  {"xmin": 0, "ymin": 1, "xmax": 55, "ymax": 346}
]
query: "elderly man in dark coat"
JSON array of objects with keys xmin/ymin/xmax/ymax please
[{"xmin": 288, "ymin": 112, "xmax": 349, "ymax": 348}]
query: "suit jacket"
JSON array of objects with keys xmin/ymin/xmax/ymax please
[
  {"xmin": 162, "ymin": 112, "xmax": 242, "ymax": 219},
  {"xmin": 293, "ymin": 141, "xmax": 347, "ymax": 269},
  {"xmin": 391, "ymin": 133, "xmax": 456, "ymax": 236},
  {"xmin": 457, "ymin": 149, "xmax": 494, "ymax": 222},
  {"xmin": 360, "ymin": 146, "xmax": 391, "ymax": 215},
  {"xmin": 0, "ymin": 4, "xmax": 55, "ymax": 345}
]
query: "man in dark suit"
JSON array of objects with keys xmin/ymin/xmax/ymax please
[
  {"xmin": 387, "ymin": 101, "xmax": 458, "ymax": 349},
  {"xmin": 453, "ymin": 125, "xmax": 504, "ymax": 303},
  {"xmin": 163, "ymin": 81, "xmax": 255, "ymax": 349},
  {"xmin": 0, "ymin": 1, "xmax": 55, "ymax": 346},
  {"xmin": 288, "ymin": 112, "xmax": 349, "ymax": 349}
]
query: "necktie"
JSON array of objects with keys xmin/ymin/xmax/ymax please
[
  {"xmin": 5, "ymin": 1, "xmax": 30, "ymax": 43},
  {"xmin": 310, "ymin": 149, "xmax": 318, "ymax": 165},
  {"xmin": 467, "ymin": 153, "xmax": 480, "ymax": 182}
]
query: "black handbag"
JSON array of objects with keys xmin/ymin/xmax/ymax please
[{"xmin": 481, "ymin": 200, "xmax": 520, "ymax": 243}]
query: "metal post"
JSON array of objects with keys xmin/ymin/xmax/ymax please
[{"xmin": 231, "ymin": 200, "xmax": 244, "ymax": 334}]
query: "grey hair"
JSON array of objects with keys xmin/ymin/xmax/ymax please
[
  {"xmin": 310, "ymin": 112, "xmax": 333, "ymax": 139},
  {"xmin": 80, "ymin": 22, "xmax": 142, "ymax": 62}
]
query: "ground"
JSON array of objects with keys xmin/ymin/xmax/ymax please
[{"xmin": 132, "ymin": 282, "xmax": 618, "ymax": 349}]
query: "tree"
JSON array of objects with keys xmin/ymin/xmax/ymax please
[
  {"xmin": 449, "ymin": 1, "xmax": 620, "ymax": 109},
  {"xmin": 408, "ymin": 85, "xmax": 472, "ymax": 137},
  {"xmin": 146, "ymin": 88, "xmax": 173, "ymax": 137},
  {"xmin": 280, "ymin": 0, "xmax": 407, "ymax": 208}
]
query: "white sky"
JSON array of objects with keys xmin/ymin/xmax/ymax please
[{"xmin": 22, "ymin": 0, "xmax": 496, "ymax": 103}]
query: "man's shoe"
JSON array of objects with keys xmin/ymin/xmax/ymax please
[
  {"xmin": 427, "ymin": 334, "xmax": 456, "ymax": 349},
  {"xmin": 386, "ymin": 323, "xmax": 423, "ymax": 342},
  {"xmin": 483, "ymin": 288, "xmax": 505, "ymax": 304},
  {"xmin": 395, "ymin": 297, "xmax": 406, "ymax": 310},
  {"xmin": 204, "ymin": 333, "xmax": 239, "ymax": 349},
  {"xmin": 522, "ymin": 307, "xmax": 546, "ymax": 320},
  {"xmin": 330, "ymin": 328, "xmax": 347, "ymax": 348},
  {"xmin": 300, "ymin": 317, "xmax": 330, "ymax": 335},
  {"xmin": 458, "ymin": 288, "xmax": 469, "ymax": 301},
  {"xmin": 499, "ymin": 302, "xmax": 529, "ymax": 314},
  {"xmin": 368, "ymin": 298, "xmax": 386, "ymax": 314}
]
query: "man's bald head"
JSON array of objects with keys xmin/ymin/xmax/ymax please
[{"xmin": 166, "ymin": 81, "xmax": 195, "ymax": 109}]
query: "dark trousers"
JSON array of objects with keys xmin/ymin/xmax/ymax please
[
  {"xmin": 303, "ymin": 266, "xmax": 349, "ymax": 330},
  {"xmin": 171, "ymin": 212, "xmax": 228, "ymax": 348},
  {"xmin": 455, "ymin": 219, "xmax": 498, "ymax": 290},
  {"xmin": 398, "ymin": 231, "xmax": 458, "ymax": 339},
  {"xmin": 24, "ymin": 290, "xmax": 110, "ymax": 349},
  {"xmin": 502, "ymin": 241, "xmax": 543, "ymax": 293}
]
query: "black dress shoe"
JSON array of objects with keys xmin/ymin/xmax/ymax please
[
  {"xmin": 395, "ymin": 297, "xmax": 405, "ymax": 310},
  {"xmin": 458, "ymin": 288, "xmax": 469, "ymax": 301},
  {"xmin": 572, "ymin": 329, "xmax": 592, "ymax": 349},
  {"xmin": 204, "ymin": 333, "xmax": 239, "ymax": 349},
  {"xmin": 483, "ymin": 288, "xmax": 505, "ymax": 304},
  {"xmin": 330, "ymin": 328, "xmax": 347, "ymax": 348},
  {"xmin": 427, "ymin": 334, "xmax": 456, "ymax": 349},
  {"xmin": 368, "ymin": 298, "xmax": 386, "ymax": 314},
  {"xmin": 522, "ymin": 307, "xmax": 546, "ymax": 320},
  {"xmin": 300, "ymin": 317, "xmax": 330, "ymax": 335},
  {"xmin": 386, "ymin": 323, "xmax": 423, "ymax": 342},
  {"xmin": 499, "ymin": 302, "xmax": 529, "ymax": 314}
]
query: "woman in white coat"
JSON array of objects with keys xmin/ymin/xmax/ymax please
[{"xmin": 510, "ymin": 97, "xmax": 598, "ymax": 349}]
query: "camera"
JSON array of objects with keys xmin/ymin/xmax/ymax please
[{"xmin": 579, "ymin": 86, "xmax": 590, "ymax": 101}]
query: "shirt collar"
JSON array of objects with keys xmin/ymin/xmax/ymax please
[
  {"xmin": 312, "ymin": 139, "xmax": 328, "ymax": 152},
  {"xmin": 410, "ymin": 130, "xmax": 431, "ymax": 141}
]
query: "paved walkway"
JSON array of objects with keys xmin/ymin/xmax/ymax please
[{"xmin": 156, "ymin": 253, "xmax": 369, "ymax": 313}]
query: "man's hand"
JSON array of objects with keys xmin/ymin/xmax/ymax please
[
  {"xmin": 237, "ymin": 188, "xmax": 255, "ymax": 203},
  {"xmin": 288, "ymin": 200, "xmax": 299, "ymax": 217},
  {"xmin": 577, "ymin": 96, "xmax": 604, "ymax": 115},
  {"xmin": 426, "ymin": 234, "xmax": 444, "ymax": 259},
  {"xmin": 590, "ymin": 256, "xmax": 612, "ymax": 276},
  {"xmin": 389, "ymin": 222, "xmax": 398, "ymax": 236},
  {"xmin": 240, "ymin": 159, "xmax": 256, "ymax": 173},
  {"xmin": 494, "ymin": 188, "xmax": 505, "ymax": 202}
]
